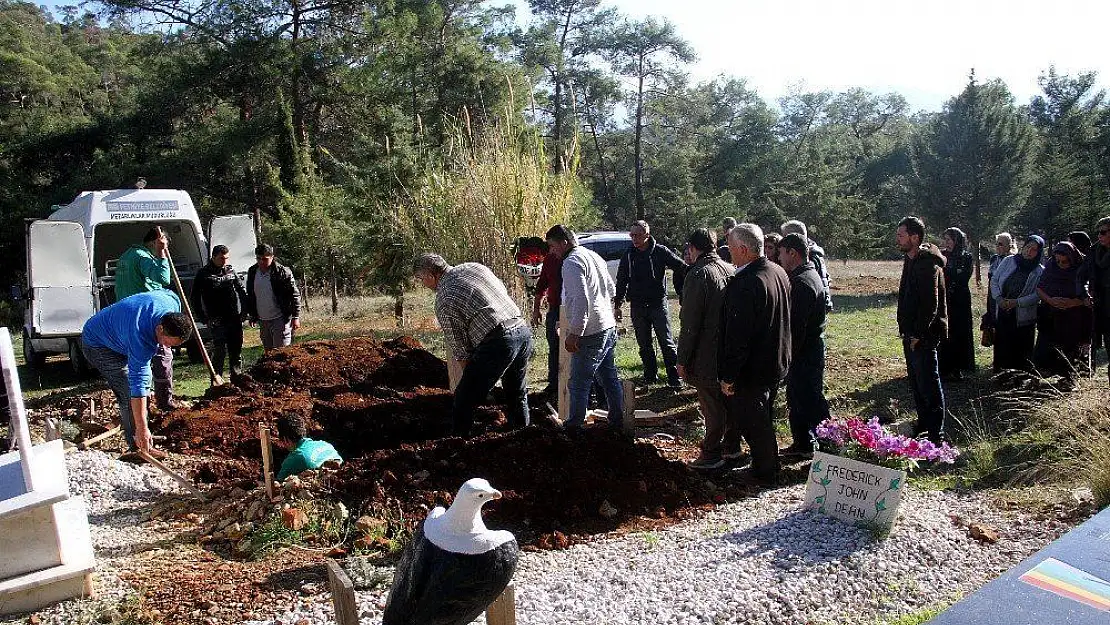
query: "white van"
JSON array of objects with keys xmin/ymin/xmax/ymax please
[{"xmin": 21, "ymin": 188, "xmax": 257, "ymax": 371}]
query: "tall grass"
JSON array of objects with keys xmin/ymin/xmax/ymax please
[{"xmin": 393, "ymin": 98, "xmax": 588, "ymax": 297}]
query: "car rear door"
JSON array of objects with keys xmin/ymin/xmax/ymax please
[{"xmin": 25, "ymin": 220, "xmax": 97, "ymax": 336}]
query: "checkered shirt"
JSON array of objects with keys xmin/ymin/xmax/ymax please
[{"xmin": 435, "ymin": 263, "xmax": 523, "ymax": 361}]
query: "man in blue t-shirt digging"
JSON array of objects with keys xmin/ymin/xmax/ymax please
[
  {"xmin": 81, "ymin": 290, "xmax": 193, "ymax": 462},
  {"xmin": 275, "ymin": 414, "xmax": 342, "ymax": 481}
]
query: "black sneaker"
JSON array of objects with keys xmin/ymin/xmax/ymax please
[{"xmin": 689, "ymin": 454, "xmax": 726, "ymax": 470}]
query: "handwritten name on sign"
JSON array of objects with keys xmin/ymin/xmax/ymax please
[{"xmin": 803, "ymin": 451, "xmax": 906, "ymax": 532}]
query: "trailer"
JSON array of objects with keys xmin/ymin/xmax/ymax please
[{"xmin": 20, "ymin": 188, "xmax": 256, "ymax": 372}]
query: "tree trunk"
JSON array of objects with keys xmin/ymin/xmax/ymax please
[
  {"xmin": 301, "ymin": 271, "xmax": 311, "ymax": 313},
  {"xmin": 633, "ymin": 69, "xmax": 646, "ymax": 220},
  {"xmin": 329, "ymin": 252, "xmax": 339, "ymax": 316},
  {"xmin": 552, "ymin": 71, "xmax": 563, "ymax": 173},
  {"xmin": 394, "ymin": 291, "xmax": 405, "ymax": 328},
  {"xmin": 583, "ymin": 97, "xmax": 612, "ymax": 211}
]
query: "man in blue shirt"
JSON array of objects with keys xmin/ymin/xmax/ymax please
[
  {"xmin": 275, "ymin": 414, "xmax": 342, "ymax": 480},
  {"xmin": 81, "ymin": 290, "xmax": 192, "ymax": 459}
]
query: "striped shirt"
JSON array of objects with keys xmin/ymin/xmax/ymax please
[{"xmin": 435, "ymin": 263, "xmax": 523, "ymax": 360}]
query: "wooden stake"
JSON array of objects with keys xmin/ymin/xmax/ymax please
[
  {"xmin": 137, "ymin": 450, "xmax": 206, "ymax": 501},
  {"xmin": 622, "ymin": 380, "xmax": 636, "ymax": 435},
  {"xmin": 325, "ymin": 559, "xmax": 359, "ymax": 625},
  {"xmin": 78, "ymin": 425, "xmax": 122, "ymax": 450},
  {"xmin": 486, "ymin": 584, "xmax": 517, "ymax": 625},
  {"xmin": 557, "ymin": 306, "xmax": 571, "ymax": 425},
  {"xmin": 447, "ymin": 357, "xmax": 464, "ymax": 392},
  {"xmin": 260, "ymin": 424, "xmax": 275, "ymax": 500}
]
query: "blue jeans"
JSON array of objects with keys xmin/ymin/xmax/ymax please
[
  {"xmin": 903, "ymin": 338, "xmax": 946, "ymax": 440},
  {"xmin": 452, "ymin": 323, "xmax": 533, "ymax": 436},
  {"xmin": 786, "ymin": 338, "xmax": 831, "ymax": 447},
  {"xmin": 566, "ymin": 327, "xmax": 624, "ymax": 430},
  {"xmin": 82, "ymin": 343, "xmax": 138, "ymax": 449},
  {"xmin": 631, "ymin": 301, "xmax": 679, "ymax": 384},
  {"xmin": 544, "ymin": 306, "xmax": 560, "ymax": 391}
]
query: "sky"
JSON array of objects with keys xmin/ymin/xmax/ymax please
[
  {"xmin": 38, "ymin": 0, "xmax": 1110, "ymax": 113},
  {"xmin": 508, "ymin": 0, "xmax": 1110, "ymax": 112}
]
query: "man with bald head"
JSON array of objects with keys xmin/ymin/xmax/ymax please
[{"xmin": 717, "ymin": 223, "xmax": 792, "ymax": 483}]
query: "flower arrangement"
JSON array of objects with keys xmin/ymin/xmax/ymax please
[{"xmin": 813, "ymin": 417, "xmax": 959, "ymax": 472}]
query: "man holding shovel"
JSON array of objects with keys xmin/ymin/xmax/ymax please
[
  {"xmin": 115, "ymin": 225, "xmax": 180, "ymax": 409},
  {"xmin": 81, "ymin": 290, "xmax": 193, "ymax": 461}
]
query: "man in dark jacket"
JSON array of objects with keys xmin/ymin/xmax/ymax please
[
  {"xmin": 246, "ymin": 244, "xmax": 302, "ymax": 351},
  {"xmin": 782, "ymin": 220, "xmax": 833, "ymax": 311},
  {"xmin": 896, "ymin": 216, "xmax": 949, "ymax": 441},
  {"xmin": 677, "ymin": 228, "xmax": 735, "ymax": 469},
  {"xmin": 718, "ymin": 223, "xmax": 792, "ymax": 483},
  {"xmin": 191, "ymin": 245, "xmax": 248, "ymax": 378},
  {"xmin": 777, "ymin": 233, "xmax": 830, "ymax": 457},
  {"xmin": 615, "ymin": 220, "xmax": 687, "ymax": 388},
  {"xmin": 1093, "ymin": 217, "xmax": 1110, "ymax": 385}
]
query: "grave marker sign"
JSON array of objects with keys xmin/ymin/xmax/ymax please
[{"xmin": 803, "ymin": 451, "xmax": 906, "ymax": 532}]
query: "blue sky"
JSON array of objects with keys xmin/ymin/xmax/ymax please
[{"xmin": 38, "ymin": 0, "xmax": 1110, "ymax": 112}]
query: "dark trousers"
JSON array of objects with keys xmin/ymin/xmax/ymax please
[
  {"xmin": 992, "ymin": 313, "xmax": 1035, "ymax": 373},
  {"xmin": 630, "ymin": 301, "xmax": 679, "ymax": 384},
  {"xmin": 903, "ymin": 338, "xmax": 946, "ymax": 440},
  {"xmin": 724, "ymin": 384, "xmax": 779, "ymax": 480},
  {"xmin": 786, "ymin": 338, "xmax": 830, "ymax": 448},
  {"xmin": 210, "ymin": 319, "xmax": 244, "ymax": 377},
  {"xmin": 544, "ymin": 306, "xmax": 560, "ymax": 391},
  {"xmin": 81, "ymin": 343, "xmax": 137, "ymax": 449},
  {"xmin": 452, "ymin": 323, "xmax": 532, "ymax": 437},
  {"xmin": 694, "ymin": 382, "xmax": 735, "ymax": 459},
  {"xmin": 151, "ymin": 344, "xmax": 173, "ymax": 408}
]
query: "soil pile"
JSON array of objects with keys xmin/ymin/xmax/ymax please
[
  {"xmin": 155, "ymin": 335, "xmax": 504, "ymax": 477},
  {"xmin": 332, "ymin": 425, "xmax": 729, "ymax": 549}
]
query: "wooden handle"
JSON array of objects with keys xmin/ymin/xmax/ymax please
[
  {"xmin": 77, "ymin": 425, "xmax": 122, "ymax": 450},
  {"xmin": 137, "ymin": 450, "xmax": 206, "ymax": 501}
]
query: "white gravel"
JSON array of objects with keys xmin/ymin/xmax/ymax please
[
  {"xmin": 244, "ymin": 485, "xmax": 1070, "ymax": 625},
  {"xmin": 0, "ymin": 450, "xmax": 184, "ymax": 624}
]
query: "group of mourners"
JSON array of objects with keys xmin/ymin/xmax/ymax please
[
  {"xmin": 414, "ymin": 218, "xmax": 834, "ymax": 484},
  {"xmin": 978, "ymin": 221, "xmax": 1110, "ymax": 391},
  {"xmin": 74, "ymin": 214, "xmax": 1110, "ymax": 481}
]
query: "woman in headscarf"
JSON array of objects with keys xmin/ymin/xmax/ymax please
[
  {"xmin": 982, "ymin": 232, "xmax": 1017, "ymax": 348},
  {"xmin": 991, "ymin": 236, "xmax": 1044, "ymax": 373},
  {"xmin": 939, "ymin": 227, "xmax": 976, "ymax": 379},
  {"xmin": 1035, "ymin": 240, "xmax": 1094, "ymax": 389}
]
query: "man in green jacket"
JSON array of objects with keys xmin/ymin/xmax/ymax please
[{"xmin": 114, "ymin": 226, "xmax": 179, "ymax": 410}]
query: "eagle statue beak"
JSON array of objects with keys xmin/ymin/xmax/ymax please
[{"xmin": 490, "ymin": 489, "xmax": 503, "ymax": 500}]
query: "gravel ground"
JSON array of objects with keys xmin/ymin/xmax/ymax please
[
  {"xmin": 245, "ymin": 485, "xmax": 1071, "ymax": 625},
  {"xmin": 0, "ymin": 450, "xmax": 183, "ymax": 625}
]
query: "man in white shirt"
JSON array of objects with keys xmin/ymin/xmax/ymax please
[{"xmin": 545, "ymin": 225, "xmax": 625, "ymax": 431}]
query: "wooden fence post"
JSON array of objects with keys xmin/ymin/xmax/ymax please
[
  {"xmin": 486, "ymin": 584, "xmax": 517, "ymax": 625},
  {"xmin": 622, "ymin": 380, "xmax": 636, "ymax": 435},
  {"xmin": 260, "ymin": 424, "xmax": 275, "ymax": 500},
  {"xmin": 557, "ymin": 307, "xmax": 571, "ymax": 425},
  {"xmin": 325, "ymin": 559, "xmax": 359, "ymax": 625}
]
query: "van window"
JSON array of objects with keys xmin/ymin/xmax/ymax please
[{"xmin": 583, "ymin": 240, "xmax": 629, "ymax": 262}]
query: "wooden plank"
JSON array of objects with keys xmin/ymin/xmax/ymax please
[
  {"xmin": 260, "ymin": 425, "xmax": 275, "ymax": 500},
  {"xmin": 557, "ymin": 307, "xmax": 571, "ymax": 425},
  {"xmin": 447, "ymin": 357, "xmax": 464, "ymax": 393},
  {"xmin": 486, "ymin": 583, "xmax": 517, "ymax": 625},
  {"xmin": 77, "ymin": 426, "xmax": 121, "ymax": 450},
  {"xmin": 325, "ymin": 559, "xmax": 359, "ymax": 625},
  {"xmin": 622, "ymin": 380, "xmax": 636, "ymax": 435},
  {"xmin": 136, "ymin": 450, "xmax": 206, "ymax": 501}
]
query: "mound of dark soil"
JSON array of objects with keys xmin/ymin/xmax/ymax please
[
  {"xmin": 251, "ymin": 336, "xmax": 449, "ymax": 391},
  {"xmin": 331, "ymin": 426, "xmax": 729, "ymax": 549}
]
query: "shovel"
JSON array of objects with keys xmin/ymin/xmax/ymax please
[{"xmin": 166, "ymin": 244, "xmax": 225, "ymax": 387}]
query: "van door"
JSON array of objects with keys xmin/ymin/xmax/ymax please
[
  {"xmin": 208, "ymin": 215, "xmax": 258, "ymax": 273},
  {"xmin": 25, "ymin": 220, "xmax": 97, "ymax": 336}
]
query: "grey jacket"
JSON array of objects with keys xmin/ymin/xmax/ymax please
[
  {"xmin": 677, "ymin": 252, "xmax": 734, "ymax": 385},
  {"xmin": 991, "ymin": 255, "xmax": 1044, "ymax": 327},
  {"xmin": 561, "ymin": 246, "xmax": 617, "ymax": 337}
]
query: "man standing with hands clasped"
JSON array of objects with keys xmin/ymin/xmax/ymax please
[
  {"xmin": 717, "ymin": 224, "xmax": 792, "ymax": 484},
  {"xmin": 247, "ymin": 244, "xmax": 302, "ymax": 351}
]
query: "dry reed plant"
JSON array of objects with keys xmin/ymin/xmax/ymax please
[{"xmin": 394, "ymin": 99, "xmax": 585, "ymax": 299}]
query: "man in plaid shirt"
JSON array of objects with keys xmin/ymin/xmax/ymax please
[{"xmin": 414, "ymin": 253, "xmax": 533, "ymax": 436}]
